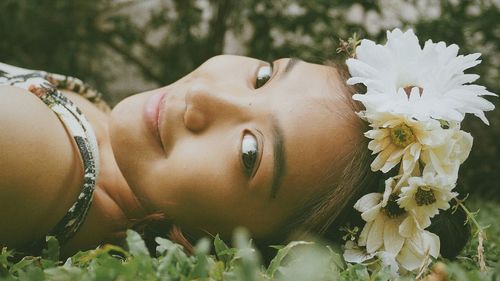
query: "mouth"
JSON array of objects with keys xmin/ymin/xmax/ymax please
[{"xmin": 143, "ymin": 90, "xmax": 167, "ymax": 149}]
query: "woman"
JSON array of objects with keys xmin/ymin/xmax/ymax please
[
  {"xmin": 0, "ymin": 55, "xmax": 370, "ymax": 254},
  {"xmin": 0, "ymin": 30, "xmax": 480, "ymax": 270}
]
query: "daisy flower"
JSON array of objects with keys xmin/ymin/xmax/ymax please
[
  {"xmin": 347, "ymin": 28, "xmax": 496, "ymax": 124},
  {"xmin": 398, "ymin": 173, "xmax": 458, "ymax": 229},
  {"xmin": 362, "ymin": 111, "xmax": 445, "ymax": 174},
  {"xmin": 354, "ymin": 178, "xmax": 413, "ymax": 256}
]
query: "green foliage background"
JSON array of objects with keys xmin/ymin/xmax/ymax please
[{"xmin": 0, "ymin": 1, "xmax": 499, "ymax": 279}]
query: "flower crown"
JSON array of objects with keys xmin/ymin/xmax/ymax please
[{"xmin": 341, "ymin": 29, "xmax": 497, "ymax": 274}]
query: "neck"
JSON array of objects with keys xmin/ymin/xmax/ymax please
[
  {"xmin": 61, "ymin": 137, "xmax": 150, "ymax": 256},
  {"xmin": 98, "ymin": 142, "xmax": 151, "ymax": 226},
  {"xmin": 57, "ymin": 90, "xmax": 152, "ymax": 256}
]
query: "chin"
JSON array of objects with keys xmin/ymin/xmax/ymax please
[
  {"xmin": 109, "ymin": 93, "xmax": 146, "ymax": 162},
  {"xmin": 109, "ymin": 93, "xmax": 156, "ymax": 197}
]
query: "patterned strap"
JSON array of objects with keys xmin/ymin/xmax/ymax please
[
  {"xmin": 0, "ymin": 63, "xmax": 100, "ymax": 249},
  {"xmin": 28, "ymin": 83, "xmax": 98, "ymax": 244},
  {"xmin": 44, "ymin": 72, "xmax": 111, "ymax": 114}
]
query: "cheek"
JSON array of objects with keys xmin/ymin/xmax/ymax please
[{"xmin": 150, "ymin": 137, "xmax": 243, "ymax": 218}]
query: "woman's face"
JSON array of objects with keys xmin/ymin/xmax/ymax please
[{"xmin": 110, "ymin": 55, "xmax": 359, "ymax": 238}]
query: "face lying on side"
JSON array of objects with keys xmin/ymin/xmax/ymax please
[{"xmin": 109, "ymin": 55, "xmax": 359, "ymax": 239}]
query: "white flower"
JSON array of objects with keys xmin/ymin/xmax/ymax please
[
  {"xmin": 362, "ymin": 111, "xmax": 446, "ymax": 174},
  {"xmin": 354, "ymin": 178, "xmax": 412, "ymax": 256},
  {"xmin": 347, "ymin": 28, "xmax": 497, "ymax": 124},
  {"xmin": 343, "ymin": 241, "xmax": 376, "ymax": 264},
  {"xmin": 343, "ymin": 242, "xmax": 399, "ymax": 275},
  {"xmin": 342, "ymin": 28, "xmax": 493, "ymax": 274},
  {"xmin": 396, "ymin": 230, "xmax": 440, "ymax": 272},
  {"xmin": 421, "ymin": 128, "xmax": 473, "ymax": 179},
  {"xmin": 398, "ymin": 173, "xmax": 458, "ymax": 229}
]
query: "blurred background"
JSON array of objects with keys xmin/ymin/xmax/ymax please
[{"xmin": 0, "ymin": 0, "xmax": 498, "ymax": 198}]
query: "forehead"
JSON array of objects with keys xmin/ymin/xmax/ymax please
[{"xmin": 268, "ymin": 60, "xmax": 359, "ymax": 207}]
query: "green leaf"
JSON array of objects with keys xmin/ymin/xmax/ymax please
[
  {"xmin": 0, "ymin": 247, "xmax": 14, "ymax": 277},
  {"xmin": 125, "ymin": 229, "xmax": 149, "ymax": 256},
  {"xmin": 42, "ymin": 236, "xmax": 60, "ymax": 262},
  {"xmin": 326, "ymin": 246, "xmax": 345, "ymax": 271},
  {"xmin": 214, "ymin": 235, "xmax": 228, "ymax": 255},
  {"xmin": 370, "ymin": 265, "xmax": 397, "ymax": 281},
  {"xmin": 155, "ymin": 237, "xmax": 183, "ymax": 256},
  {"xmin": 340, "ymin": 263, "xmax": 370, "ymax": 281},
  {"xmin": 210, "ymin": 261, "xmax": 225, "ymax": 280},
  {"xmin": 155, "ymin": 237, "xmax": 193, "ymax": 278},
  {"xmin": 18, "ymin": 265, "xmax": 45, "ymax": 281},
  {"xmin": 266, "ymin": 241, "xmax": 313, "ymax": 277},
  {"xmin": 44, "ymin": 266, "xmax": 84, "ymax": 281},
  {"xmin": 232, "ymin": 228, "xmax": 262, "ymax": 281},
  {"xmin": 269, "ymin": 245, "xmax": 284, "ymax": 250},
  {"xmin": 274, "ymin": 242, "xmax": 343, "ymax": 281},
  {"xmin": 10, "ymin": 256, "xmax": 39, "ymax": 276},
  {"xmin": 214, "ymin": 234, "xmax": 233, "ymax": 264},
  {"xmin": 189, "ymin": 238, "xmax": 211, "ymax": 279}
]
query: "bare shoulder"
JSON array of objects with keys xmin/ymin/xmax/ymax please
[{"xmin": 0, "ymin": 85, "xmax": 84, "ymax": 248}]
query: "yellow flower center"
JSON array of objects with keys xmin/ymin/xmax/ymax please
[
  {"xmin": 383, "ymin": 194, "xmax": 406, "ymax": 218},
  {"xmin": 390, "ymin": 124, "xmax": 415, "ymax": 148},
  {"xmin": 415, "ymin": 186, "xmax": 437, "ymax": 206}
]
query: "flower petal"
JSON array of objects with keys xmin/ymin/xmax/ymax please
[
  {"xmin": 397, "ymin": 242, "xmax": 422, "ymax": 271},
  {"xmin": 361, "ymin": 205, "xmax": 382, "ymax": 222},
  {"xmin": 343, "ymin": 241, "xmax": 375, "ymax": 263},
  {"xmin": 366, "ymin": 216, "xmax": 385, "ymax": 253},
  {"xmin": 343, "ymin": 248, "xmax": 366, "ymax": 263},
  {"xmin": 399, "ymin": 215, "xmax": 420, "ymax": 238},
  {"xmin": 421, "ymin": 231, "xmax": 440, "ymax": 258},
  {"xmin": 358, "ymin": 221, "xmax": 372, "ymax": 247},
  {"xmin": 383, "ymin": 219, "xmax": 405, "ymax": 255},
  {"xmin": 354, "ymin": 193, "xmax": 382, "ymax": 213},
  {"xmin": 371, "ymin": 144, "xmax": 397, "ymax": 172}
]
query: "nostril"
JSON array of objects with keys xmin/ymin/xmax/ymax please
[
  {"xmin": 184, "ymin": 105, "xmax": 206, "ymax": 132},
  {"xmin": 185, "ymin": 82, "xmax": 210, "ymax": 107}
]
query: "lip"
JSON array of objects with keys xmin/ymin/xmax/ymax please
[{"xmin": 143, "ymin": 90, "xmax": 167, "ymax": 148}]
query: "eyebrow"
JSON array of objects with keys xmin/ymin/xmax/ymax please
[
  {"xmin": 281, "ymin": 58, "xmax": 301, "ymax": 78},
  {"xmin": 270, "ymin": 115, "xmax": 286, "ymax": 199},
  {"xmin": 268, "ymin": 58, "xmax": 299, "ymax": 199}
]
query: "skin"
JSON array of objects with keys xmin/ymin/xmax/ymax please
[
  {"xmin": 109, "ymin": 55, "xmax": 359, "ymax": 239},
  {"xmin": 0, "ymin": 55, "xmax": 360, "ymax": 254}
]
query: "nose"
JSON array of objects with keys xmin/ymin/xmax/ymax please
[{"xmin": 183, "ymin": 80, "xmax": 248, "ymax": 132}]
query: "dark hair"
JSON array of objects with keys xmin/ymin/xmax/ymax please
[
  {"xmin": 273, "ymin": 61, "xmax": 381, "ymax": 241},
  {"xmin": 427, "ymin": 191, "xmax": 471, "ymax": 259}
]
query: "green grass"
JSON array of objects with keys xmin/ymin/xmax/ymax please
[{"xmin": 1, "ymin": 198, "xmax": 499, "ymax": 281}]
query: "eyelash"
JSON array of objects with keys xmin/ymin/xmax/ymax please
[{"xmin": 255, "ymin": 62, "xmax": 273, "ymax": 89}]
